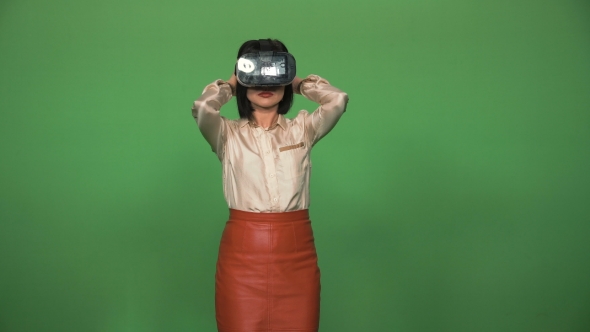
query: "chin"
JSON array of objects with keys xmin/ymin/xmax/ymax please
[{"xmin": 253, "ymin": 103, "xmax": 281, "ymax": 111}]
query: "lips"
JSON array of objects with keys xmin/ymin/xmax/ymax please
[{"xmin": 258, "ymin": 92, "xmax": 274, "ymax": 98}]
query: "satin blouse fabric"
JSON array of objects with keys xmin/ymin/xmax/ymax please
[{"xmin": 192, "ymin": 75, "xmax": 348, "ymax": 212}]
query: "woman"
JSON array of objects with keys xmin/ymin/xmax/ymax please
[{"xmin": 192, "ymin": 39, "xmax": 348, "ymax": 332}]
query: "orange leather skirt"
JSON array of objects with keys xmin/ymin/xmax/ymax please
[{"xmin": 215, "ymin": 209, "xmax": 320, "ymax": 332}]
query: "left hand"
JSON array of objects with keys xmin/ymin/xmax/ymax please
[{"xmin": 292, "ymin": 76, "xmax": 303, "ymax": 94}]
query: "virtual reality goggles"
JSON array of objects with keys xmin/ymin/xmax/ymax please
[{"xmin": 235, "ymin": 40, "xmax": 296, "ymax": 87}]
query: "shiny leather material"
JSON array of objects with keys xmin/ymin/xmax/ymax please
[{"xmin": 216, "ymin": 209, "xmax": 320, "ymax": 332}]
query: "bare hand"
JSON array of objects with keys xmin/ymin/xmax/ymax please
[
  {"xmin": 292, "ymin": 76, "xmax": 303, "ymax": 94},
  {"xmin": 227, "ymin": 73, "xmax": 238, "ymax": 96}
]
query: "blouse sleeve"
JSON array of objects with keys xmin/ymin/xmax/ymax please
[
  {"xmin": 191, "ymin": 80, "xmax": 233, "ymax": 157},
  {"xmin": 300, "ymin": 75, "xmax": 349, "ymax": 146}
]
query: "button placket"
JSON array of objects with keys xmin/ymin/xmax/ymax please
[{"xmin": 261, "ymin": 131, "xmax": 280, "ymax": 211}]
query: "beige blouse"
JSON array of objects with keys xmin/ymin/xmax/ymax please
[{"xmin": 192, "ymin": 75, "xmax": 349, "ymax": 212}]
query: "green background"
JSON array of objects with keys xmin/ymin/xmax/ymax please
[{"xmin": 1, "ymin": 0, "xmax": 589, "ymax": 331}]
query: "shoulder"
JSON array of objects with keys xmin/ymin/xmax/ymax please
[
  {"xmin": 283, "ymin": 111, "xmax": 313, "ymax": 138},
  {"xmin": 221, "ymin": 117, "xmax": 252, "ymax": 136},
  {"xmin": 222, "ymin": 117, "xmax": 244, "ymax": 129},
  {"xmin": 285, "ymin": 110, "xmax": 310, "ymax": 126}
]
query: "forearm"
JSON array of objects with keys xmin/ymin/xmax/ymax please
[
  {"xmin": 192, "ymin": 79, "xmax": 233, "ymax": 152},
  {"xmin": 300, "ymin": 75, "xmax": 349, "ymax": 143}
]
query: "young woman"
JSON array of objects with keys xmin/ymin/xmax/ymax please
[{"xmin": 192, "ymin": 39, "xmax": 349, "ymax": 332}]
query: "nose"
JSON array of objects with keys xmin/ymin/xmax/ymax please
[{"xmin": 261, "ymin": 86, "xmax": 279, "ymax": 91}]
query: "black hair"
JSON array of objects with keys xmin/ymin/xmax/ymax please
[{"xmin": 235, "ymin": 39, "xmax": 294, "ymax": 119}]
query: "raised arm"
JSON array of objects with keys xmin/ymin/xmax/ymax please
[
  {"xmin": 296, "ymin": 75, "xmax": 349, "ymax": 145},
  {"xmin": 191, "ymin": 75, "xmax": 235, "ymax": 156}
]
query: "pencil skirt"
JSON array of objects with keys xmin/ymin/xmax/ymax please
[{"xmin": 215, "ymin": 209, "xmax": 320, "ymax": 332}]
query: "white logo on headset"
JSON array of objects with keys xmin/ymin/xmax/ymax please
[{"xmin": 237, "ymin": 58, "xmax": 255, "ymax": 73}]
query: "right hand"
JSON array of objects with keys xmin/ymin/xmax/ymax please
[
  {"xmin": 227, "ymin": 73, "xmax": 237, "ymax": 96},
  {"xmin": 292, "ymin": 76, "xmax": 303, "ymax": 94}
]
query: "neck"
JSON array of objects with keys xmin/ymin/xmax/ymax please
[{"xmin": 251, "ymin": 109, "xmax": 279, "ymax": 129}]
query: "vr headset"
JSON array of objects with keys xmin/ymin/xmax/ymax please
[{"xmin": 235, "ymin": 39, "xmax": 296, "ymax": 87}]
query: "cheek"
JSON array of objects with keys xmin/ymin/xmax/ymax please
[
  {"xmin": 246, "ymin": 90, "xmax": 259, "ymax": 105},
  {"xmin": 246, "ymin": 89, "xmax": 255, "ymax": 100}
]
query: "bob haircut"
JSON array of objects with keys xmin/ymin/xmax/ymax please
[{"xmin": 235, "ymin": 39, "xmax": 294, "ymax": 119}]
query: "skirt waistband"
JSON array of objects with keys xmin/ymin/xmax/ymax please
[{"xmin": 229, "ymin": 209, "xmax": 309, "ymax": 222}]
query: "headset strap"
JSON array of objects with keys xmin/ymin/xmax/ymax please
[{"xmin": 258, "ymin": 39, "xmax": 272, "ymax": 52}]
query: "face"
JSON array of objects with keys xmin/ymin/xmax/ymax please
[{"xmin": 246, "ymin": 86, "xmax": 285, "ymax": 112}]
